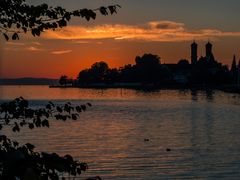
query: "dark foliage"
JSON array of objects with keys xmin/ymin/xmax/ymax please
[
  {"xmin": 135, "ymin": 54, "xmax": 162, "ymax": 83},
  {"xmin": 0, "ymin": 97, "xmax": 94, "ymax": 179},
  {"xmin": 78, "ymin": 62, "xmax": 109, "ymax": 84},
  {"xmin": 59, "ymin": 75, "xmax": 73, "ymax": 86},
  {"xmin": 76, "ymin": 53, "xmax": 234, "ymax": 86},
  {"xmin": 0, "ymin": 0, "xmax": 121, "ymax": 40}
]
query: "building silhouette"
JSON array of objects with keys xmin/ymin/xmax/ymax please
[
  {"xmin": 205, "ymin": 41, "xmax": 215, "ymax": 61},
  {"xmin": 191, "ymin": 41, "xmax": 198, "ymax": 65},
  {"xmin": 76, "ymin": 41, "xmax": 233, "ymax": 86},
  {"xmin": 190, "ymin": 41, "xmax": 216, "ymax": 64}
]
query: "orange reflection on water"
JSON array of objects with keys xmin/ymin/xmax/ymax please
[{"xmin": 1, "ymin": 86, "xmax": 240, "ymax": 179}]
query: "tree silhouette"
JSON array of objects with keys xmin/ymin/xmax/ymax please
[
  {"xmin": 105, "ymin": 68, "xmax": 120, "ymax": 84},
  {"xmin": 135, "ymin": 54, "xmax": 161, "ymax": 67},
  {"xmin": 178, "ymin": 59, "xmax": 189, "ymax": 66},
  {"xmin": 59, "ymin": 75, "xmax": 73, "ymax": 86},
  {"xmin": 76, "ymin": 53, "xmax": 233, "ymax": 86},
  {"xmin": 59, "ymin": 75, "xmax": 68, "ymax": 86},
  {"xmin": 90, "ymin": 61, "xmax": 109, "ymax": 83},
  {"xmin": 119, "ymin": 64, "xmax": 138, "ymax": 83},
  {"xmin": 0, "ymin": 1, "xmax": 120, "ymax": 179},
  {"xmin": 78, "ymin": 61, "xmax": 110, "ymax": 84},
  {"xmin": 0, "ymin": 0, "xmax": 120, "ymax": 40},
  {"xmin": 135, "ymin": 54, "xmax": 161, "ymax": 83},
  {"xmin": 78, "ymin": 69, "xmax": 92, "ymax": 84},
  {"xmin": 0, "ymin": 97, "xmax": 93, "ymax": 179}
]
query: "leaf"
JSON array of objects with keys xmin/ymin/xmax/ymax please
[
  {"xmin": 8, "ymin": 21, "xmax": 12, "ymax": 28},
  {"xmin": 72, "ymin": 114, "xmax": 77, "ymax": 120},
  {"xmin": 99, "ymin": 7, "xmax": 108, "ymax": 15},
  {"xmin": 35, "ymin": 117, "xmax": 41, "ymax": 127},
  {"xmin": 49, "ymin": 101, "xmax": 55, "ymax": 107},
  {"xmin": 25, "ymin": 143, "xmax": 35, "ymax": 151},
  {"xmin": 28, "ymin": 123, "xmax": 34, "ymax": 129},
  {"xmin": 64, "ymin": 154, "xmax": 73, "ymax": 162},
  {"xmin": 20, "ymin": 121, "xmax": 26, "ymax": 127},
  {"xmin": 12, "ymin": 33, "xmax": 19, "ymax": 40},
  {"xmin": 22, "ymin": 27, "xmax": 27, "ymax": 33},
  {"xmin": 3, "ymin": 33, "xmax": 9, "ymax": 41},
  {"xmin": 73, "ymin": 10, "xmax": 80, "ymax": 16},
  {"xmin": 20, "ymin": 99, "xmax": 28, "ymax": 108},
  {"xmin": 13, "ymin": 141, "xmax": 19, "ymax": 147},
  {"xmin": 12, "ymin": 123, "xmax": 20, "ymax": 132},
  {"xmin": 77, "ymin": 168, "xmax": 81, "ymax": 175},
  {"xmin": 31, "ymin": 29, "xmax": 36, "ymax": 36},
  {"xmin": 108, "ymin": 6, "xmax": 117, "ymax": 14},
  {"xmin": 80, "ymin": 163, "xmax": 88, "ymax": 171},
  {"xmin": 35, "ymin": 29, "xmax": 41, "ymax": 36},
  {"xmin": 55, "ymin": 114, "xmax": 62, "ymax": 120},
  {"xmin": 46, "ymin": 104, "xmax": 52, "ymax": 110},
  {"xmin": 76, "ymin": 106, "xmax": 82, "ymax": 112},
  {"xmin": 88, "ymin": 10, "xmax": 96, "ymax": 20},
  {"xmin": 52, "ymin": 22, "xmax": 58, "ymax": 28},
  {"xmin": 16, "ymin": 23, "xmax": 21, "ymax": 28},
  {"xmin": 42, "ymin": 119, "xmax": 49, "ymax": 128},
  {"xmin": 81, "ymin": 105, "xmax": 86, "ymax": 111},
  {"xmin": 57, "ymin": 19, "xmax": 67, "ymax": 27},
  {"xmin": 62, "ymin": 116, "xmax": 67, "ymax": 121},
  {"xmin": 87, "ymin": 103, "xmax": 92, "ymax": 107},
  {"xmin": 64, "ymin": 12, "xmax": 71, "ymax": 21},
  {"xmin": 25, "ymin": 108, "xmax": 34, "ymax": 118},
  {"xmin": 57, "ymin": 106, "xmax": 63, "ymax": 113}
]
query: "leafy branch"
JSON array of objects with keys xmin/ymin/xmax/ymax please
[
  {"xmin": 0, "ymin": 97, "xmax": 96, "ymax": 179},
  {"xmin": 0, "ymin": 97, "xmax": 91, "ymax": 132},
  {"xmin": 0, "ymin": 0, "xmax": 121, "ymax": 40}
]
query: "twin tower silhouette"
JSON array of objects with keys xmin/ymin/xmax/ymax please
[{"xmin": 191, "ymin": 41, "xmax": 214, "ymax": 64}]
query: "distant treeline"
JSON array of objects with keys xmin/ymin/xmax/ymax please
[
  {"xmin": 0, "ymin": 78, "xmax": 58, "ymax": 85},
  {"xmin": 59, "ymin": 53, "xmax": 240, "ymax": 87}
]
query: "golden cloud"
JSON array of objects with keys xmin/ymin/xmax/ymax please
[
  {"xmin": 43, "ymin": 21, "xmax": 240, "ymax": 42},
  {"xmin": 26, "ymin": 46, "xmax": 43, "ymax": 51},
  {"xmin": 51, "ymin": 50, "xmax": 72, "ymax": 55},
  {"xmin": 6, "ymin": 42, "xmax": 25, "ymax": 46}
]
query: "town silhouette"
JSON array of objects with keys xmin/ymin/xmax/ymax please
[{"xmin": 57, "ymin": 41, "xmax": 240, "ymax": 92}]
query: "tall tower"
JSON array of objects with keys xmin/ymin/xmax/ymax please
[
  {"xmin": 238, "ymin": 59, "xmax": 240, "ymax": 85},
  {"xmin": 191, "ymin": 41, "xmax": 198, "ymax": 65},
  {"xmin": 206, "ymin": 41, "xmax": 213, "ymax": 61}
]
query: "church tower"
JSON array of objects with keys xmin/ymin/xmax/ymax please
[
  {"xmin": 206, "ymin": 41, "xmax": 213, "ymax": 61},
  {"xmin": 191, "ymin": 41, "xmax": 198, "ymax": 65}
]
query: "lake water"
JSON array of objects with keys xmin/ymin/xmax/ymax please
[{"xmin": 1, "ymin": 85, "xmax": 240, "ymax": 179}]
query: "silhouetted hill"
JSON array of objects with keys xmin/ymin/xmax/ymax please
[{"xmin": 0, "ymin": 78, "xmax": 58, "ymax": 85}]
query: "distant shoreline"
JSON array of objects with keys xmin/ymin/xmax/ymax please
[{"xmin": 0, "ymin": 78, "xmax": 58, "ymax": 85}]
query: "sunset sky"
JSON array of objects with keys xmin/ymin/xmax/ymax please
[{"xmin": 1, "ymin": 0, "xmax": 240, "ymax": 78}]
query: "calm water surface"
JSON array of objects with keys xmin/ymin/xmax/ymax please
[{"xmin": 1, "ymin": 86, "xmax": 240, "ymax": 179}]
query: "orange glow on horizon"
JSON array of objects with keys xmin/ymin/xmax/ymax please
[{"xmin": 1, "ymin": 20, "xmax": 240, "ymax": 79}]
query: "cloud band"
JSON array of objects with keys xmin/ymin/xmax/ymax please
[{"xmin": 43, "ymin": 21, "xmax": 240, "ymax": 42}]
